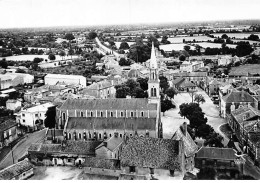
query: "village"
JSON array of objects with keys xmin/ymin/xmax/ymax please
[{"xmin": 0, "ymin": 3, "xmax": 260, "ymax": 179}]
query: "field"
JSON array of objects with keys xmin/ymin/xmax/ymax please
[
  {"xmin": 0, "ymin": 55, "xmax": 78, "ymax": 61},
  {"xmin": 195, "ymin": 42, "xmax": 237, "ymax": 48},
  {"xmin": 159, "ymin": 43, "xmax": 196, "ymax": 52},
  {"xmin": 211, "ymin": 33, "xmax": 260, "ymax": 39},
  {"xmin": 158, "ymin": 35, "xmax": 214, "ymax": 43}
]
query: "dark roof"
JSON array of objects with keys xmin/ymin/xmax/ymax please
[
  {"xmin": 96, "ymin": 135, "xmax": 124, "ymax": 151},
  {"xmin": 196, "ymin": 147, "xmax": 237, "ymax": 160},
  {"xmin": 83, "ymin": 157, "xmax": 120, "ymax": 169},
  {"xmin": 59, "ymin": 98, "xmax": 157, "ymax": 111},
  {"xmin": 222, "ymin": 91, "xmax": 255, "ymax": 103},
  {"xmin": 0, "ymin": 120, "xmax": 17, "ymax": 132},
  {"xmin": 0, "ymin": 159, "xmax": 33, "ymax": 180},
  {"xmin": 120, "ymin": 137, "xmax": 181, "ymax": 170},
  {"xmin": 172, "ymin": 126, "xmax": 198, "ymax": 157},
  {"xmin": 172, "ymin": 77, "xmax": 185, "ymax": 86},
  {"xmin": 66, "ymin": 117, "xmax": 157, "ymax": 131},
  {"xmin": 29, "ymin": 141, "xmax": 102, "ymax": 155}
]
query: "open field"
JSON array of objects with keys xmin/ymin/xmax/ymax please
[
  {"xmin": 195, "ymin": 42, "xmax": 237, "ymax": 48},
  {"xmin": 158, "ymin": 36, "xmax": 214, "ymax": 43},
  {"xmin": 0, "ymin": 55, "xmax": 78, "ymax": 61},
  {"xmin": 159, "ymin": 43, "xmax": 196, "ymax": 52}
]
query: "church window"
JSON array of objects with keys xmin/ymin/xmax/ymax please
[
  {"xmin": 62, "ymin": 112, "xmax": 66, "ymax": 121},
  {"xmin": 90, "ymin": 111, "xmax": 93, "ymax": 117},
  {"xmin": 89, "ymin": 133, "xmax": 91, "ymax": 139},
  {"xmin": 130, "ymin": 112, "xmax": 134, "ymax": 117},
  {"xmin": 100, "ymin": 111, "xmax": 103, "ymax": 117},
  {"xmin": 120, "ymin": 134, "xmax": 122, "ymax": 138},
  {"xmin": 110, "ymin": 134, "xmax": 112, "ymax": 137},
  {"xmin": 68, "ymin": 133, "xmax": 72, "ymax": 140},
  {"xmin": 141, "ymin": 111, "xmax": 144, "ymax": 117},
  {"xmin": 110, "ymin": 111, "xmax": 113, "ymax": 117},
  {"xmin": 78, "ymin": 133, "xmax": 82, "ymax": 139},
  {"xmin": 120, "ymin": 111, "xmax": 124, "ymax": 117},
  {"xmin": 152, "ymin": 73, "xmax": 155, "ymax": 80},
  {"xmin": 80, "ymin": 111, "xmax": 83, "ymax": 117},
  {"xmin": 99, "ymin": 133, "xmax": 101, "ymax": 139}
]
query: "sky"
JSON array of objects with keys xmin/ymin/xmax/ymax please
[{"xmin": 0, "ymin": 0, "xmax": 260, "ymax": 28}]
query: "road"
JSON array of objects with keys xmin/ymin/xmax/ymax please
[
  {"xmin": 0, "ymin": 129, "xmax": 47, "ymax": 170},
  {"xmin": 162, "ymin": 88, "xmax": 228, "ymax": 145}
]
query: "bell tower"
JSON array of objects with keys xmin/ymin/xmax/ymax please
[{"xmin": 148, "ymin": 42, "xmax": 160, "ymax": 104}]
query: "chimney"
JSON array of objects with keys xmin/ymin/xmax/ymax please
[{"xmin": 183, "ymin": 122, "xmax": 187, "ymax": 136}]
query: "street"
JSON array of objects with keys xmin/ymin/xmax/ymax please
[{"xmin": 0, "ymin": 129, "xmax": 47, "ymax": 170}]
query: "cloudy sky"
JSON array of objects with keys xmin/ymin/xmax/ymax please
[{"xmin": 0, "ymin": 0, "xmax": 260, "ymax": 28}]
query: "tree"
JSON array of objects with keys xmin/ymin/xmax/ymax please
[
  {"xmin": 16, "ymin": 68, "xmax": 26, "ymax": 73},
  {"xmin": 59, "ymin": 50, "xmax": 66, "ymax": 60},
  {"xmin": 194, "ymin": 94, "xmax": 206, "ymax": 105},
  {"xmin": 88, "ymin": 31, "xmax": 97, "ymax": 39},
  {"xmin": 165, "ymin": 87, "xmax": 178, "ymax": 99},
  {"xmin": 179, "ymin": 55, "xmax": 186, "ymax": 61},
  {"xmin": 48, "ymin": 53, "xmax": 56, "ymax": 61},
  {"xmin": 184, "ymin": 45, "xmax": 190, "ymax": 52},
  {"xmin": 33, "ymin": 57, "xmax": 43, "ymax": 63},
  {"xmin": 119, "ymin": 57, "xmax": 131, "ymax": 66},
  {"xmin": 127, "ymin": 42, "xmax": 151, "ymax": 63},
  {"xmin": 204, "ymin": 132, "xmax": 224, "ymax": 147},
  {"xmin": 159, "ymin": 76, "xmax": 169, "ymax": 92},
  {"xmin": 221, "ymin": 34, "xmax": 229, "ymax": 39},
  {"xmin": 0, "ymin": 59, "xmax": 8, "ymax": 69},
  {"xmin": 136, "ymin": 77, "xmax": 148, "ymax": 91},
  {"xmin": 64, "ymin": 33, "xmax": 75, "ymax": 41},
  {"xmin": 68, "ymin": 49, "xmax": 74, "ymax": 59},
  {"xmin": 133, "ymin": 87, "xmax": 148, "ymax": 98},
  {"xmin": 236, "ymin": 41, "xmax": 254, "ymax": 57},
  {"xmin": 161, "ymin": 98, "xmax": 175, "ymax": 115},
  {"xmin": 161, "ymin": 36, "xmax": 171, "ymax": 44},
  {"xmin": 119, "ymin": 41, "xmax": 130, "ymax": 50},
  {"xmin": 196, "ymin": 124, "xmax": 214, "ymax": 139},
  {"xmin": 147, "ymin": 35, "xmax": 160, "ymax": 48},
  {"xmin": 248, "ymin": 34, "xmax": 259, "ymax": 41},
  {"xmin": 125, "ymin": 79, "xmax": 139, "ymax": 93},
  {"xmin": 115, "ymin": 85, "xmax": 130, "ymax": 98},
  {"xmin": 44, "ymin": 106, "xmax": 56, "ymax": 141}
]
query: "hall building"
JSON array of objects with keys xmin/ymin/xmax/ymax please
[{"xmin": 56, "ymin": 42, "xmax": 162, "ymax": 139}]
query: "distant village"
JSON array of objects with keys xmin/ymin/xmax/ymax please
[{"xmin": 0, "ymin": 22, "xmax": 260, "ymax": 180}]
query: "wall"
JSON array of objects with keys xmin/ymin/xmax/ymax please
[
  {"xmin": 17, "ymin": 168, "xmax": 34, "ymax": 180},
  {"xmin": 0, "ymin": 78, "xmax": 12, "ymax": 90},
  {"xmin": 83, "ymin": 167, "xmax": 121, "ymax": 177}
]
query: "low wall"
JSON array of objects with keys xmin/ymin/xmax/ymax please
[{"xmin": 83, "ymin": 167, "xmax": 121, "ymax": 177}]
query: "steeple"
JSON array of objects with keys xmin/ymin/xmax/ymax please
[{"xmin": 150, "ymin": 42, "xmax": 158, "ymax": 69}]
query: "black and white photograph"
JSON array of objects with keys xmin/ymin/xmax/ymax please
[{"xmin": 0, "ymin": 0, "xmax": 260, "ymax": 180}]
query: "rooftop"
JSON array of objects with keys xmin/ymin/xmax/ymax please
[
  {"xmin": 45, "ymin": 74, "xmax": 86, "ymax": 79},
  {"xmin": 120, "ymin": 137, "xmax": 181, "ymax": 170},
  {"xmin": 96, "ymin": 135, "xmax": 124, "ymax": 151},
  {"xmin": 222, "ymin": 90, "xmax": 255, "ymax": 103},
  {"xmin": 196, "ymin": 147, "xmax": 237, "ymax": 161},
  {"xmin": 59, "ymin": 98, "xmax": 157, "ymax": 111},
  {"xmin": 0, "ymin": 159, "xmax": 33, "ymax": 180}
]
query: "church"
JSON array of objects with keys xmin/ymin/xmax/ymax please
[{"xmin": 56, "ymin": 43, "xmax": 162, "ymax": 140}]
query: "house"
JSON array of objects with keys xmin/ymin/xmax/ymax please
[
  {"xmin": 15, "ymin": 102, "xmax": 55, "ymax": 131},
  {"xmin": 81, "ymin": 79, "xmax": 116, "ymax": 99},
  {"xmin": 218, "ymin": 55, "xmax": 233, "ymax": 66},
  {"xmin": 57, "ymin": 42, "xmax": 162, "ymax": 139},
  {"xmin": 195, "ymin": 147, "xmax": 241, "ymax": 178},
  {"xmin": 5, "ymin": 73, "xmax": 34, "ymax": 84},
  {"xmin": 172, "ymin": 122, "xmax": 198, "ymax": 172},
  {"xmin": 0, "ymin": 75, "xmax": 12, "ymax": 90},
  {"xmin": 6, "ymin": 99, "xmax": 22, "ymax": 111},
  {"xmin": 120, "ymin": 137, "xmax": 184, "ymax": 178},
  {"xmin": 208, "ymin": 79, "xmax": 221, "ymax": 96},
  {"xmin": 28, "ymin": 140, "xmax": 102, "ymax": 166},
  {"xmin": 172, "ymin": 77, "xmax": 196, "ymax": 92},
  {"xmin": 0, "ymin": 159, "xmax": 34, "ymax": 180},
  {"xmin": 219, "ymin": 90, "xmax": 257, "ymax": 118},
  {"xmin": 0, "ymin": 120, "xmax": 18, "ymax": 149},
  {"xmin": 44, "ymin": 74, "xmax": 86, "ymax": 87},
  {"xmin": 95, "ymin": 132, "xmax": 124, "ymax": 160},
  {"xmin": 180, "ymin": 61, "xmax": 192, "ymax": 72},
  {"xmin": 228, "ymin": 106, "xmax": 260, "ymax": 164}
]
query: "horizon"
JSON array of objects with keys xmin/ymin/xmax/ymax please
[{"xmin": 1, "ymin": 0, "xmax": 260, "ymax": 29}]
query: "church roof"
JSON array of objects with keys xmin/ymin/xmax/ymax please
[
  {"xmin": 59, "ymin": 98, "xmax": 157, "ymax": 111},
  {"xmin": 66, "ymin": 117, "xmax": 157, "ymax": 131},
  {"xmin": 150, "ymin": 42, "xmax": 158, "ymax": 69}
]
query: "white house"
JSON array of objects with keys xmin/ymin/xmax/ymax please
[
  {"xmin": 218, "ymin": 55, "xmax": 233, "ymax": 66},
  {"xmin": 16, "ymin": 102, "xmax": 54, "ymax": 129},
  {"xmin": 44, "ymin": 74, "xmax": 86, "ymax": 87},
  {"xmin": 0, "ymin": 75, "xmax": 12, "ymax": 90},
  {"xmin": 5, "ymin": 73, "xmax": 34, "ymax": 84}
]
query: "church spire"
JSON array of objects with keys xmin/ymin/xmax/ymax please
[{"xmin": 150, "ymin": 42, "xmax": 158, "ymax": 69}]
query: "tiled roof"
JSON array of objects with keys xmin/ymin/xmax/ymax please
[
  {"xmin": 172, "ymin": 77, "xmax": 185, "ymax": 86},
  {"xmin": 59, "ymin": 98, "xmax": 157, "ymax": 111},
  {"xmin": 29, "ymin": 141, "xmax": 102, "ymax": 155},
  {"xmin": 196, "ymin": 147, "xmax": 237, "ymax": 160},
  {"xmin": 96, "ymin": 135, "xmax": 124, "ymax": 151},
  {"xmin": 172, "ymin": 127, "xmax": 198, "ymax": 157},
  {"xmin": 229, "ymin": 64, "xmax": 260, "ymax": 76},
  {"xmin": 83, "ymin": 157, "xmax": 120, "ymax": 169},
  {"xmin": 66, "ymin": 117, "xmax": 157, "ymax": 131},
  {"xmin": 179, "ymin": 80, "xmax": 196, "ymax": 88},
  {"xmin": 172, "ymin": 72, "xmax": 207, "ymax": 77},
  {"xmin": 231, "ymin": 106, "xmax": 260, "ymax": 124},
  {"xmin": 0, "ymin": 159, "xmax": 33, "ymax": 180},
  {"xmin": 120, "ymin": 137, "xmax": 181, "ymax": 170},
  {"xmin": 222, "ymin": 91, "xmax": 255, "ymax": 103},
  {"xmin": 0, "ymin": 120, "xmax": 17, "ymax": 132}
]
